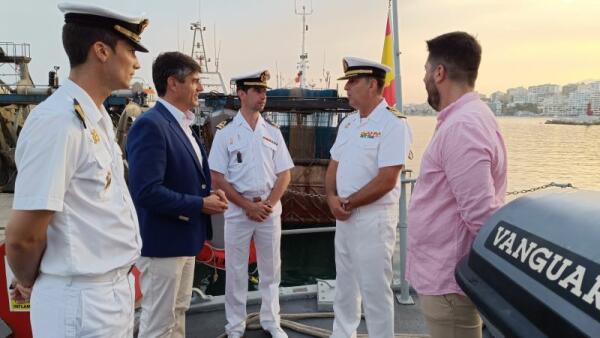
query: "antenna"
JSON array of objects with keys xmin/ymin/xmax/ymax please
[
  {"xmin": 295, "ymin": 0, "xmax": 313, "ymax": 89},
  {"xmin": 215, "ymin": 40, "xmax": 222, "ymax": 73},
  {"xmin": 177, "ymin": 18, "xmax": 180, "ymax": 52},
  {"xmin": 275, "ymin": 61, "xmax": 280, "ymax": 88},
  {"xmin": 322, "ymin": 50, "xmax": 331, "ymax": 89},
  {"xmin": 213, "ymin": 24, "xmax": 219, "ymax": 72}
]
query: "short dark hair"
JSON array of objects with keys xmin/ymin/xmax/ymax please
[
  {"xmin": 374, "ymin": 76, "xmax": 385, "ymax": 92},
  {"xmin": 236, "ymin": 85, "xmax": 250, "ymax": 94},
  {"xmin": 152, "ymin": 52, "xmax": 202, "ymax": 97},
  {"xmin": 426, "ymin": 31, "xmax": 481, "ymax": 87},
  {"xmin": 356, "ymin": 76, "xmax": 384, "ymax": 93},
  {"xmin": 62, "ymin": 23, "xmax": 121, "ymax": 68},
  {"xmin": 236, "ymin": 85, "xmax": 266, "ymax": 95}
]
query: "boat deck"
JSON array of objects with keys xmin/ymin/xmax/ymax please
[{"xmin": 185, "ymin": 290, "xmax": 429, "ymax": 338}]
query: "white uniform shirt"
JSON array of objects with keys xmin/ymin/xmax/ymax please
[
  {"xmin": 330, "ymin": 99, "xmax": 412, "ymax": 205},
  {"xmin": 208, "ymin": 111, "xmax": 294, "ymax": 197},
  {"xmin": 157, "ymin": 98, "xmax": 203, "ymax": 166},
  {"xmin": 13, "ymin": 79, "xmax": 141, "ymax": 276}
]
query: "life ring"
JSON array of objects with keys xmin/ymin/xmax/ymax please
[{"xmin": 196, "ymin": 240, "xmax": 257, "ymax": 270}]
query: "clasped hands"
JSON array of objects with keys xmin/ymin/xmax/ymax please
[
  {"xmin": 245, "ymin": 198, "xmax": 273, "ymax": 222},
  {"xmin": 202, "ymin": 189, "xmax": 228, "ymax": 214},
  {"xmin": 327, "ymin": 195, "xmax": 353, "ymax": 221}
]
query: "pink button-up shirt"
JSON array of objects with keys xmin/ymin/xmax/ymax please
[{"xmin": 406, "ymin": 92, "xmax": 507, "ymax": 295}]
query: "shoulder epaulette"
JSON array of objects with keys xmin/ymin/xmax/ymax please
[
  {"xmin": 216, "ymin": 117, "xmax": 233, "ymax": 130},
  {"xmin": 386, "ymin": 105, "xmax": 406, "ymax": 119},
  {"xmin": 73, "ymin": 98, "xmax": 87, "ymax": 128},
  {"xmin": 264, "ymin": 118, "xmax": 280, "ymax": 129}
]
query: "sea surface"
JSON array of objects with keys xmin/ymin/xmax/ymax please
[{"xmin": 407, "ymin": 116, "xmax": 600, "ymax": 194}]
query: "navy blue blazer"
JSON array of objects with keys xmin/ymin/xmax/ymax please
[{"xmin": 126, "ymin": 102, "xmax": 212, "ymax": 257}]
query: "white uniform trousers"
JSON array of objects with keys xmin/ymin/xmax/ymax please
[
  {"xmin": 224, "ymin": 202, "xmax": 283, "ymax": 336},
  {"xmin": 137, "ymin": 256, "xmax": 195, "ymax": 338},
  {"xmin": 30, "ymin": 266, "xmax": 135, "ymax": 338},
  {"xmin": 330, "ymin": 204, "xmax": 398, "ymax": 338}
]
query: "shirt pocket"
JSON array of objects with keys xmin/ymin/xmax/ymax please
[
  {"xmin": 92, "ymin": 147, "xmax": 113, "ymax": 201},
  {"xmin": 261, "ymin": 137, "xmax": 278, "ymax": 159},
  {"xmin": 359, "ymin": 138, "xmax": 379, "ymax": 149},
  {"xmin": 356, "ymin": 138, "xmax": 380, "ymax": 164},
  {"xmin": 227, "ymin": 140, "xmax": 247, "ymax": 173}
]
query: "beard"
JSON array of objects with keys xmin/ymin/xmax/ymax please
[{"xmin": 425, "ymin": 77, "xmax": 441, "ymax": 111}]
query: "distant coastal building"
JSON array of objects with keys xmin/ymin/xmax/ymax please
[
  {"xmin": 407, "ymin": 80, "xmax": 600, "ymax": 117},
  {"xmin": 507, "ymin": 87, "xmax": 528, "ymax": 105},
  {"xmin": 541, "ymin": 95, "xmax": 566, "ymax": 116},
  {"xmin": 403, "ymin": 103, "xmax": 435, "ymax": 116}
]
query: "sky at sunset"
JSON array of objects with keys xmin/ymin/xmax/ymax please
[{"xmin": 3, "ymin": 0, "xmax": 600, "ymax": 104}]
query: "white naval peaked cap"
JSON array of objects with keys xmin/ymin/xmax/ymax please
[
  {"xmin": 58, "ymin": 2, "xmax": 150, "ymax": 52},
  {"xmin": 231, "ymin": 70, "xmax": 271, "ymax": 88},
  {"xmin": 337, "ymin": 56, "xmax": 391, "ymax": 80}
]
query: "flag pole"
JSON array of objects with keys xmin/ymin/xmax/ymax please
[{"xmin": 391, "ymin": 0, "xmax": 403, "ymax": 110}]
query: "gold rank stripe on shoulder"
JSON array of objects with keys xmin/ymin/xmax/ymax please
[
  {"xmin": 386, "ymin": 105, "xmax": 406, "ymax": 119},
  {"xmin": 264, "ymin": 118, "xmax": 280, "ymax": 129},
  {"xmin": 73, "ymin": 98, "xmax": 87, "ymax": 128},
  {"xmin": 216, "ymin": 117, "xmax": 233, "ymax": 130}
]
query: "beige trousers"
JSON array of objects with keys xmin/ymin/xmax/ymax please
[
  {"xmin": 419, "ymin": 293, "xmax": 482, "ymax": 338},
  {"xmin": 137, "ymin": 256, "xmax": 195, "ymax": 338}
]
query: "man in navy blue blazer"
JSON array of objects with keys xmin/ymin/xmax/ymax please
[{"xmin": 127, "ymin": 51, "xmax": 228, "ymax": 338}]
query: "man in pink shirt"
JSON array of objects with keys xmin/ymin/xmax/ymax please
[{"xmin": 406, "ymin": 32, "xmax": 507, "ymax": 338}]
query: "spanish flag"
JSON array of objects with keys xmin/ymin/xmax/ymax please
[{"xmin": 381, "ymin": 10, "xmax": 395, "ymax": 106}]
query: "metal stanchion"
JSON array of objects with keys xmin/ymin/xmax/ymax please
[{"xmin": 396, "ymin": 171, "xmax": 415, "ymax": 305}]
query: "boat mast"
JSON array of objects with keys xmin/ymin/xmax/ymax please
[
  {"xmin": 295, "ymin": 0, "xmax": 313, "ymax": 89},
  {"xmin": 391, "ymin": 0, "xmax": 403, "ymax": 110},
  {"xmin": 190, "ymin": 21, "xmax": 210, "ymax": 72}
]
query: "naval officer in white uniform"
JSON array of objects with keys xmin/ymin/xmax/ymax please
[
  {"xmin": 326, "ymin": 57, "xmax": 412, "ymax": 338},
  {"xmin": 208, "ymin": 70, "xmax": 294, "ymax": 338},
  {"xmin": 5, "ymin": 3, "xmax": 148, "ymax": 337}
]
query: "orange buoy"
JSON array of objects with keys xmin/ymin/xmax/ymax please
[{"xmin": 196, "ymin": 240, "xmax": 257, "ymax": 270}]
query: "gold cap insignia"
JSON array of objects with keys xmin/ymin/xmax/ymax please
[
  {"xmin": 139, "ymin": 19, "xmax": 149, "ymax": 33},
  {"xmin": 260, "ymin": 70, "xmax": 271, "ymax": 82}
]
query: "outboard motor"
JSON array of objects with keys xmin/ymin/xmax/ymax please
[{"xmin": 456, "ymin": 190, "xmax": 600, "ymax": 338}]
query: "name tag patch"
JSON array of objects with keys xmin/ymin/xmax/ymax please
[{"xmin": 262, "ymin": 136, "xmax": 278, "ymax": 146}]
